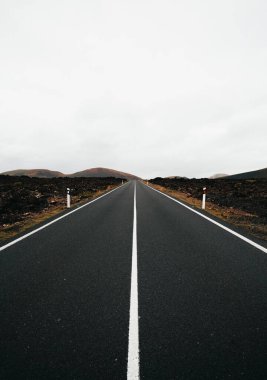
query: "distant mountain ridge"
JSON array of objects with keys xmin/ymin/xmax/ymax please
[
  {"xmin": 209, "ymin": 173, "xmax": 228, "ymax": 179},
  {"xmin": 225, "ymin": 167, "xmax": 267, "ymax": 179},
  {"xmin": 69, "ymin": 168, "xmax": 140, "ymax": 180},
  {"xmin": 1, "ymin": 167, "xmax": 140, "ymax": 180},
  {"xmin": 1, "ymin": 169, "xmax": 65, "ymax": 178}
]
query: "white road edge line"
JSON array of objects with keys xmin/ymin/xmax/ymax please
[
  {"xmin": 0, "ymin": 183, "xmax": 126, "ymax": 253},
  {"xmin": 147, "ymin": 184, "xmax": 267, "ymax": 254},
  {"xmin": 127, "ymin": 182, "xmax": 140, "ymax": 380}
]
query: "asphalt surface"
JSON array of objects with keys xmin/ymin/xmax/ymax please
[
  {"xmin": 0, "ymin": 183, "xmax": 134, "ymax": 380},
  {"xmin": 1, "ymin": 180, "xmax": 267, "ymax": 379}
]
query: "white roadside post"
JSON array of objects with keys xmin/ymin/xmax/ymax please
[
  {"xmin": 202, "ymin": 187, "xmax": 207, "ymax": 210},
  {"xmin": 67, "ymin": 188, "xmax": 71, "ymax": 208},
  {"xmin": 122, "ymin": 179, "xmax": 124, "ymax": 185}
]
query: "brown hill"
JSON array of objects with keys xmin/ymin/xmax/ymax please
[
  {"xmin": 209, "ymin": 173, "xmax": 228, "ymax": 179},
  {"xmin": 225, "ymin": 167, "xmax": 267, "ymax": 179},
  {"xmin": 69, "ymin": 167, "xmax": 140, "ymax": 180},
  {"xmin": 2, "ymin": 169, "xmax": 64, "ymax": 178},
  {"xmin": 2, "ymin": 167, "xmax": 140, "ymax": 180}
]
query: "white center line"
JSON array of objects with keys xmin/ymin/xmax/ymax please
[{"xmin": 127, "ymin": 182, "xmax": 140, "ymax": 380}]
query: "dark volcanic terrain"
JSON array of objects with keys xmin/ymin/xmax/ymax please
[
  {"xmin": 0, "ymin": 175, "xmax": 122, "ymax": 240},
  {"xmin": 149, "ymin": 177, "xmax": 267, "ymax": 243}
]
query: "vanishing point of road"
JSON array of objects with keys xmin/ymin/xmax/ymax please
[{"xmin": 1, "ymin": 181, "xmax": 267, "ymax": 379}]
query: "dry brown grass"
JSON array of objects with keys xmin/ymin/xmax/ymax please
[{"xmin": 147, "ymin": 183, "xmax": 267, "ymax": 242}]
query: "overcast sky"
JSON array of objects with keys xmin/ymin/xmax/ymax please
[{"xmin": 0, "ymin": 0, "xmax": 266, "ymax": 178}]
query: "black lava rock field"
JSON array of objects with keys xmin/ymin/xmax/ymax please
[{"xmin": 0, "ymin": 175, "xmax": 122, "ymax": 226}]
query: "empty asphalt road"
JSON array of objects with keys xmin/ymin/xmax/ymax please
[{"xmin": 1, "ymin": 180, "xmax": 267, "ymax": 379}]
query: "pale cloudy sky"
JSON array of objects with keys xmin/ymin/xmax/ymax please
[{"xmin": 0, "ymin": 0, "xmax": 266, "ymax": 178}]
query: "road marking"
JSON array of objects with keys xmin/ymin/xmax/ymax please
[
  {"xmin": 0, "ymin": 183, "xmax": 127, "ymax": 253},
  {"xmin": 147, "ymin": 184, "xmax": 267, "ymax": 254},
  {"xmin": 127, "ymin": 183, "xmax": 140, "ymax": 380}
]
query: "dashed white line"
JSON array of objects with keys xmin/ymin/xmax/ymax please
[{"xmin": 127, "ymin": 183, "xmax": 140, "ymax": 380}]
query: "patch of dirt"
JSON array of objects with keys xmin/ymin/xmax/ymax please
[
  {"xmin": 0, "ymin": 176, "xmax": 123, "ymax": 241},
  {"xmin": 148, "ymin": 177, "xmax": 267, "ymax": 243}
]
